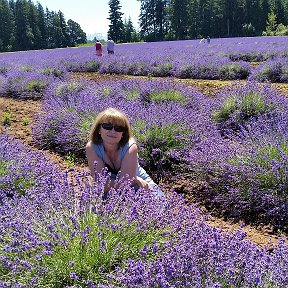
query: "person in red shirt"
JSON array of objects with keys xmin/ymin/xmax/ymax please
[{"xmin": 95, "ymin": 40, "xmax": 103, "ymax": 56}]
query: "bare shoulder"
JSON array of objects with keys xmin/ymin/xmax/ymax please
[
  {"xmin": 85, "ymin": 141, "xmax": 94, "ymax": 151},
  {"xmin": 128, "ymin": 139, "xmax": 138, "ymax": 153}
]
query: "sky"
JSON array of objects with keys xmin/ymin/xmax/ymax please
[{"xmin": 32, "ymin": 0, "xmax": 141, "ymax": 39}]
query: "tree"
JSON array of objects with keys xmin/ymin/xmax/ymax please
[
  {"xmin": 58, "ymin": 11, "xmax": 69, "ymax": 47},
  {"xmin": 169, "ymin": 0, "xmax": 189, "ymax": 39},
  {"xmin": 0, "ymin": 0, "xmax": 15, "ymax": 51},
  {"xmin": 107, "ymin": 0, "xmax": 124, "ymax": 43},
  {"xmin": 67, "ymin": 19, "xmax": 87, "ymax": 46},
  {"xmin": 138, "ymin": 0, "xmax": 167, "ymax": 41},
  {"xmin": 28, "ymin": 0, "xmax": 42, "ymax": 50},
  {"xmin": 198, "ymin": 0, "xmax": 213, "ymax": 37},
  {"xmin": 36, "ymin": 2, "xmax": 47, "ymax": 49},
  {"xmin": 263, "ymin": 10, "xmax": 277, "ymax": 35},
  {"xmin": 186, "ymin": 0, "xmax": 199, "ymax": 38},
  {"xmin": 257, "ymin": 0, "xmax": 270, "ymax": 31},
  {"xmin": 14, "ymin": 0, "xmax": 34, "ymax": 51},
  {"xmin": 122, "ymin": 17, "xmax": 136, "ymax": 42}
]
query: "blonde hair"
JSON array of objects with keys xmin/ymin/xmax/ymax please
[{"xmin": 89, "ymin": 108, "xmax": 132, "ymax": 146}]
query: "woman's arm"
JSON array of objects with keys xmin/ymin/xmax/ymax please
[
  {"xmin": 85, "ymin": 141, "xmax": 105, "ymax": 177},
  {"xmin": 86, "ymin": 141, "xmax": 115, "ymax": 192},
  {"xmin": 119, "ymin": 143, "xmax": 150, "ymax": 190}
]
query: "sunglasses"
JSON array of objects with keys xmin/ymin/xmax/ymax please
[{"xmin": 101, "ymin": 122, "xmax": 125, "ymax": 132}]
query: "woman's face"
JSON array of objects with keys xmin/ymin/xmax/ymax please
[{"xmin": 99, "ymin": 122, "xmax": 124, "ymax": 146}]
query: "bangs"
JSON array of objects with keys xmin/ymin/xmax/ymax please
[{"xmin": 101, "ymin": 114, "xmax": 126, "ymax": 127}]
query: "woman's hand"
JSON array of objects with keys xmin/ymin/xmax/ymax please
[{"xmin": 135, "ymin": 176, "xmax": 150, "ymax": 191}]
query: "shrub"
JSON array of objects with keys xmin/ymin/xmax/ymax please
[
  {"xmin": 249, "ymin": 58, "xmax": 288, "ymax": 83},
  {"xmin": 1, "ymin": 69, "xmax": 53, "ymax": 99},
  {"xmin": 0, "ymin": 134, "xmax": 61, "ymax": 198},
  {"xmin": 218, "ymin": 62, "xmax": 250, "ymax": 80},
  {"xmin": 1, "ymin": 156, "xmax": 288, "ymax": 287},
  {"xmin": 211, "ymin": 82, "xmax": 277, "ymax": 134},
  {"xmin": 132, "ymin": 119, "xmax": 191, "ymax": 173},
  {"xmin": 38, "ymin": 66, "xmax": 68, "ymax": 79}
]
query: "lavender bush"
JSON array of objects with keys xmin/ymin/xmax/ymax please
[
  {"xmin": 32, "ymin": 78, "xmax": 214, "ymax": 173},
  {"xmin": 1, "ymin": 136, "xmax": 288, "ymax": 287},
  {"xmin": 211, "ymin": 81, "xmax": 283, "ymax": 135},
  {"xmin": 1, "ymin": 36, "xmax": 288, "ymax": 83},
  {"xmin": 0, "ymin": 134, "xmax": 62, "ymax": 198},
  {"xmin": 249, "ymin": 57, "xmax": 288, "ymax": 83},
  {"xmin": 0, "ymin": 65, "xmax": 68, "ymax": 99},
  {"xmin": 189, "ymin": 84, "xmax": 288, "ymax": 230}
]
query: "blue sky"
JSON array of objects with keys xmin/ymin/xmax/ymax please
[{"xmin": 32, "ymin": 0, "xmax": 141, "ymax": 38}]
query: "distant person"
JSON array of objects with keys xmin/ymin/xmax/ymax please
[
  {"xmin": 95, "ymin": 40, "xmax": 103, "ymax": 56},
  {"xmin": 207, "ymin": 36, "xmax": 211, "ymax": 44},
  {"xmin": 199, "ymin": 38, "xmax": 206, "ymax": 44},
  {"xmin": 107, "ymin": 37, "xmax": 115, "ymax": 55}
]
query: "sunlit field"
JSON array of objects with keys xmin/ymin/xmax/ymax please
[{"xmin": 0, "ymin": 36, "xmax": 288, "ymax": 287}]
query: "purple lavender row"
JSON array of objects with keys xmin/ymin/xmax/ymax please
[
  {"xmin": 31, "ymin": 77, "xmax": 288, "ymax": 231},
  {"xmin": 0, "ymin": 134, "xmax": 287, "ymax": 286},
  {"xmin": 0, "ymin": 134, "xmax": 64, "ymax": 199},
  {"xmin": 0, "ymin": 37, "xmax": 287, "ymax": 98}
]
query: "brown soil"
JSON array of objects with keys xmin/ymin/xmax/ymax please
[{"xmin": 1, "ymin": 73, "xmax": 288, "ymax": 247}]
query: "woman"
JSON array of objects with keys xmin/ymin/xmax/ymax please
[
  {"xmin": 95, "ymin": 40, "xmax": 103, "ymax": 56},
  {"xmin": 86, "ymin": 108, "xmax": 164, "ymax": 196}
]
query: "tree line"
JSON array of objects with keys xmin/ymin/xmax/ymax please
[
  {"xmin": 0, "ymin": 0, "xmax": 86, "ymax": 52},
  {"xmin": 108, "ymin": 0, "xmax": 288, "ymax": 43}
]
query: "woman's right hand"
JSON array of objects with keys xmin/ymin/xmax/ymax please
[{"xmin": 135, "ymin": 176, "xmax": 150, "ymax": 191}]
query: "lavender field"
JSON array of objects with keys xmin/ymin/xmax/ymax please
[{"xmin": 1, "ymin": 36, "xmax": 288, "ymax": 287}]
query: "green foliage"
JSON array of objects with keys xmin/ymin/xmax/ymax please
[
  {"xmin": 212, "ymin": 92, "xmax": 274, "ymax": 125},
  {"xmin": 263, "ymin": 11, "xmax": 278, "ymax": 36},
  {"xmin": 2, "ymin": 111, "xmax": 12, "ymax": 126},
  {"xmin": 227, "ymin": 141, "xmax": 288, "ymax": 200},
  {"xmin": 107, "ymin": 0, "xmax": 124, "ymax": 43},
  {"xmin": 83, "ymin": 60, "xmax": 101, "ymax": 72},
  {"xmin": 0, "ymin": 160, "xmax": 8, "ymax": 177},
  {"xmin": 25, "ymin": 80, "xmax": 48, "ymax": 94},
  {"xmin": 142, "ymin": 90, "xmax": 186, "ymax": 104},
  {"xmin": 54, "ymin": 81, "xmax": 87, "ymax": 97},
  {"xmin": 12, "ymin": 210, "xmax": 167, "ymax": 286},
  {"xmin": 252, "ymin": 143, "xmax": 288, "ymax": 196},
  {"xmin": 20, "ymin": 65, "xmax": 33, "ymax": 72},
  {"xmin": 218, "ymin": 63, "xmax": 250, "ymax": 80},
  {"xmin": 63, "ymin": 152, "xmax": 77, "ymax": 168},
  {"xmin": 77, "ymin": 113, "xmax": 96, "ymax": 144},
  {"xmin": 152, "ymin": 63, "xmax": 174, "ymax": 77},
  {"xmin": 21, "ymin": 117, "xmax": 30, "ymax": 126},
  {"xmin": 275, "ymin": 23, "xmax": 288, "ymax": 36},
  {"xmin": 242, "ymin": 22, "xmax": 256, "ymax": 36},
  {"xmin": 252, "ymin": 62, "xmax": 283, "ymax": 83},
  {"xmin": 133, "ymin": 120, "xmax": 190, "ymax": 171},
  {"xmin": 126, "ymin": 88, "xmax": 140, "ymax": 100},
  {"xmin": 39, "ymin": 67, "xmax": 65, "ymax": 78},
  {"xmin": 0, "ymin": 159, "xmax": 35, "ymax": 196}
]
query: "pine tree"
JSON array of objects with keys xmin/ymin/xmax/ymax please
[
  {"xmin": 67, "ymin": 19, "xmax": 87, "ymax": 46},
  {"xmin": 139, "ymin": 0, "xmax": 167, "ymax": 41},
  {"xmin": 36, "ymin": 2, "xmax": 48, "ymax": 49},
  {"xmin": 28, "ymin": 1, "xmax": 42, "ymax": 49},
  {"xmin": 169, "ymin": 0, "xmax": 189, "ymax": 39},
  {"xmin": 0, "ymin": 0, "xmax": 15, "ymax": 51},
  {"xmin": 123, "ymin": 17, "xmax": 136, "ymax": 42},
  {"xmin": 14, "ymin": 0, "xmax": 34, "ymax": 51},
  {"xmin": 107, "ymin": 0, "xmax": 124, "ymax": 43}
]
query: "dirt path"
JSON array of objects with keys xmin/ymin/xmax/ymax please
[{"xmin": 1, "ymin": 74, "xmax": 288, "ymax": 248}]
